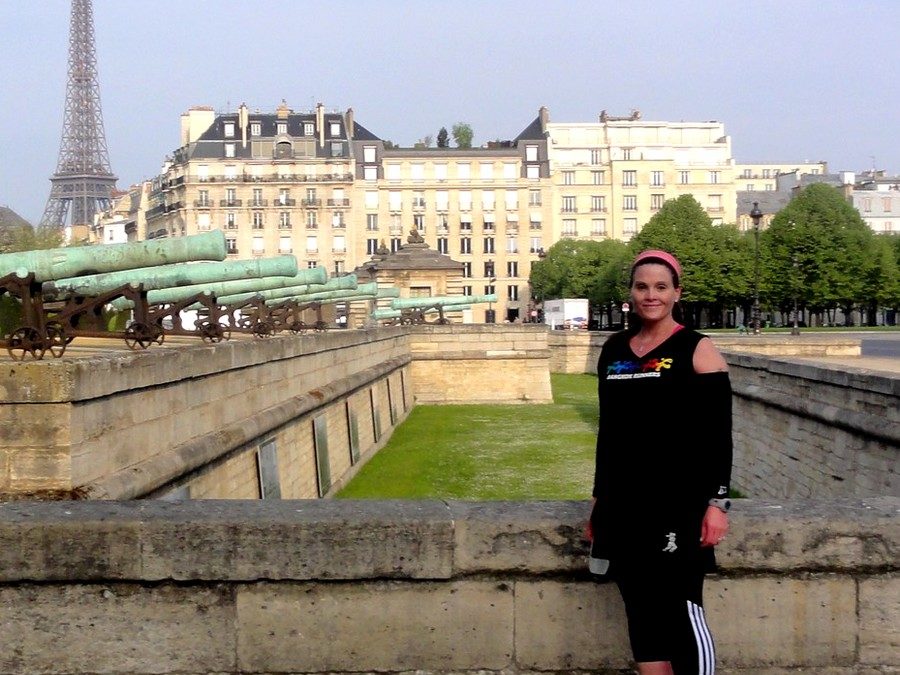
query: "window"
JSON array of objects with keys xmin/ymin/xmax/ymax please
[
  {"xmin": 484, "ymin": 283, "xmax": 495, "ymax": 296},
  {"xmin": 526, "ymin": 165, "xmax": 540, "ymax": 180},
  {"xmin": 334, "ymin": 261, "xmax": 344, "ymax": 275},
  {"xmin": 459, "ymin": 190, "xmax": 472, "ymax": 211},
  {"xmin": 460, "ymin": 217, "xmax": 472, "ymax": 232},
  {"xmin": 364, "ymin": 166, "xmax": 377, "ymax": 181},
  {"xmin": 250, "ymin": 122, "xmax": 261, "ymax": 136},
  {"xmin": 277, "ymin": 122, "xmax": 287, "ymax": 135},
  {"xmin": 226, "ymin": 237, "xmax": 237, "ymax": 254},
  {"xmin": 529, "ymin": 190, "xmax": 541, "ymax": 207},
  {"xmin": 224, "ymin": 143, "xmax": 235, "ymax": 158},
  {"xmin": 530, "ymin": 237, "xmax": 542, "ymax": 253},
  {"xmin": 483, "ymin": 191, "xmax": 495, "ymax": 211},
  {"xmin": 591, "ymin": 149, "xmax": 602, "ymax": 164},
  {"xmin": 304, "ymin": 122, "xmax": 314, "ymax": 136},
  {"xmin": 651, "ymin": 171, "xmax": 664, "ymax": 186},
  {"xmin": 624, "ymin": 218, "xmax": 638, "ymax": 235},
  {"xmin": 862, "ymin": 198, "xmax": 872, "ymax": 212},
  {"xmin": 366, "ymin": 214, "xmax": 378, "ymax": 231},
  {"xmin": 362, "ymin": 192, "xmax": 377, "ymax": 210},
  {"xmin": 623, "ymin": 148, "xmax": 632, "ymax": 160},
  {"xmin": 333, "ymin": 235, "xmax": 346, "ymax": 253},
  {"xmin": 883, "ymin": 197, "xmax": 892, "ymax": 212},
  {"xmin": 462, "ymin": 285, "xmax": 472, "ymax": 296},
  {"xmin": 622, "ymin": 170, "xmax": 637, "ymax": 186},
  {"xmin": 623, "ymin": 195, "xmax": 637, "ymax": 211},
  {"xmin": 305, "ymin": 187, "xmax": 317, "ymax": 204},
  {"xmin": 437, "ymin": 214, "xmax": 449, "ymax": 231},
  {"xmin": 253, "ymin": 212, "xmax": 264, "ymax": 229},
  {"xmin": 503, "ymin": 163, "xmax": 517, "ymax": 179},
  {"xmin": 746, "ymin": 183, "xmax": 755, "ymax": 191},
  {"xmin": 252, "ymin": 188, "xmax": 263, "ymax": 206},
  {"xmin": 651, "ymin": 194, "xmax": 665, "ymax": 210},
  {"xmin": 307, "ymin": 261, "xmax": 318, "ymax": 269},
  {"xmin": 484, "ymin": 261, "xmax": 495, "ymax": 277},
  {"xmin": 484, "ymin": 237, "xmax": 495, "ymax": 254},
  {"xmin": 225, "ymin": 212, "xmax": 236, "ymax": 229},
  {"xmin": 278, "ymin": 188, "xmax": 290, "ymax": 205},
  {"xmin": 330, "ymin": 142, "xmax": 343, "ymax": 157},
  {"xmin": 333, "ymin": 212, "xmax": 345, "ymax": 228},
  {"xmin": 413, "ymin": 214, "xmax": 424, "ymax": 230},
  {"xmin": 434, "ymin": 163, "xmax": 447, "ymax": 180},
  {"xmin": 563, "ymin": 171, "xmax": 575, "ymax": 185},
  {"xmin": 462, "ymin": 262, "xmax": 472, "ymax": 278},
  {"xmin": 506, "ymin": 238, "xmax": 518, "ymax": 254},
  {"xmin": 330, "ymin": 121, "xmax": 341, "ymax": 136},
  {"xmin": 411, "ymin": 163, "xmax": 424, "ymax": 181},
  {"xmin": 197, "ymin": 165, "xmax": 209, "ymax": 182},
  {"xmin": 306, "ymin": 211, "xmax": 317, "ymax": 227},
  {"xmin": 763, "ymin": 169, "xmax": 771, "ymax": 178},
  {"xmin": 224, "ymin": 165, "xmax": 237, "ymax": 180},
  {"xmin": 505, "ymin": 190, "xmax": 518, "ymax": 210},
  {"xmin": 508, "ymin": 285, "xmax": 519, "ymax": 301},
  {"xmin": 197, "ymin": 212, "xmax": 211, "ymax": 230},
  {"xmin": 457, "ymin": 162, "xmax": 471, "ymax": 179},
  {"xmin": 306, "ymin": 235, "xmax": 317, "ymax": 253},
  {"xmin": 413, "ymin": 191, "xmax": 425, "ymax": 208},
  {"xmin": 525, "ymin": 145, "xmax": 538, "ymax": 162},
  {"xmin": 226, "ymin": 188, "xmax": 236, "ymax": 205},
  {"xmin": 480, "ymin": 162, "xmax": 494, "ymax": 180},
  {"xmin": 436, "ymin": 190, "xmax": 449, "ymax": 211},
  {"xmin": 679, "ymin": 171, "xmax": 690, "ymax": 184},
  {"xmin": 279, "ymin": 236, "xmax": 291, "ymax": 253},
  {"xmin": 460, "ymin": 237, "xmax": 472, "ymax": 254},
  {"xmin": 363, "ymin": 145, "xmax": 376, "ymax": 162},
  {"xmin": 224, "ymin": 122, "xmax": 235, "ymax": 137},
  {"xmin": 367, "ymin": 238, "xmax": 378, "ymax": 255},
  {"xmin": 252, "ymin": 236, "xmax": 264, "ymax": 254},
  {"xmin": 562, "ymin": 196, "xmax": 577, "ymax": 213},
  {"xmin": 389, "ymin": 191, "xmax": 402, "ymax": 211},
  {"xmin": 386, "ymin": 164, "xmax": 401, "ymax": 180},
  {"xmin": 437, "ymin": 237, "xmax": 448, "ymax": 254},
  {"xmin": 591, "ymin": 218, "xmax": 606, "ymax": 236},
  {"xmin": 198, "ymin": 189, "xmax": 209, "ymax": 206},
  {"xmin": 507, "ymin": 261, "xmax": 518, "ymax": 277},
  {"xmin": 279, "ymin": 212, "xmax": 290, "ymax": 228},
  {"xmin": 591, "ymin": 195, "xmax": 605, "ymax": 212},
  {"xmin": 708, "ymin": 171, "xmax": 720, "ymax": 184},
  {"xmin": 562, "ymin": 219, "xmax": 576, "ymax": 236},
  {"xmin": 592, "ymin": 170, "xmax": 604, "ymax": 185},
  {"xmin": 708, "ymin": 194, "xmax": 723, "ymax": 212}
]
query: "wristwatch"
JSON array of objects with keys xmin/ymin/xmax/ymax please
[{"xmin": 708, "ymin": 497, "xmax": 731, "ymax": 513}]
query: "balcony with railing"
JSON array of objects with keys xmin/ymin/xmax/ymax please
[
  {"xmin": 249, "ymin": 199, "xmax": 268, "ymax": 207},
  {"xmin": 194, "ymin": 200, "xmax": 212, "ymax": 209},
  {"xmin": 302, "ymin": 199, "xmax": 321, "ymax": 207},
  {"xmin": 277, "ymin": 198, "xmax": 297, "ymax": 207},
  {"xmin": 219, "ymin": 199, "xmax": 243, "ymax": 207},
  {"xmin": 326, "ymin": 198, "xmax": 350, "ymax": 207}
]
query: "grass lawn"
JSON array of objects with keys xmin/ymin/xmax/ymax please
[{"xmin": 335, "ymin": 373, "xmax": 598, "ymax": 500}]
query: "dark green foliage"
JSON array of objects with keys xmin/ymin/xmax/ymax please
[
  {"xmin": 451, "ymin": 123, "xmax": 474, "ymax": 149},
  {"xmin": 437, "ymin": 127, "xmax": 449, "ymax": 148}
]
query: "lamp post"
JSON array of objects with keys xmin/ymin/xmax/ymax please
[
  {"xmin": 791, "ymin": 254, "xmax": 801, "ymax": 335},
  {"xmin": 750, "ymin": 201, "xmax": 763, "ymax": 335},
  {"xmin": 486, "ymin": 276, "xmax": 497, "ymax": 323}
]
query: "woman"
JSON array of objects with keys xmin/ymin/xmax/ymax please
[{"xmin": 588, "ymin": 249, "xmax": 733, "ymax": 675}]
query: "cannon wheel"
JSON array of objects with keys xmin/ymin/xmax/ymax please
[
  {"xmin": 45, "ymin": 321, "xmax": 68, "ymax": 358},
  {"xmin": 314, "ymin": 321, "xmax": 328, "ymax": 332},
  {"xmin": 7, "ymin": 326, "xmax": 46, "ymax": 361},
  {"xmin": 198, "ymin": 321, "xmax": 229, "ymax": 343},
  {"xmin": 288, "ymin": 321, "xmax": 308, "ymax": 334},
  {"xmin": 253, "ymin": 321, "xmax": 274, "ymax": 338},
  {"xmin": 124, "ymin": 322, "xmax": 159, "ymax": 350}
]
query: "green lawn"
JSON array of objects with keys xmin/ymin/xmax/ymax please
[{"xmin": 335, "ymin": 373, "xmax": 598, "ymax": 500}]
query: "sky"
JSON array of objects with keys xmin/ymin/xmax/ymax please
[{"xmin": 1, "ymin": 0, "xmax": 898, "ymax": 226}]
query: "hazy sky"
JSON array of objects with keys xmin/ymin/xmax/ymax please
[{"xmin": 2, "ymin": 0, "xmax": 897, "ymax": 225}]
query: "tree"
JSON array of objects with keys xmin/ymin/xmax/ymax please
[
  {"xmin": 0, "ymin": 223, "xmax": 63, "ymax": 254},
  {"xmin": 437, "ymin": 127, "xmax": 449, "ymax": 148},
  {"xmin": 414, "ymin": 134, "xmax": 433, "ymax": 149},
  {"xmin": 451, "ymin": 123, "xmax": 474, "ymax": 149}
]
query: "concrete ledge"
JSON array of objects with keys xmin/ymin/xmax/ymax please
[{"xmin": 0, "ymin": 498, "xmax": 895, "ymax": 673}]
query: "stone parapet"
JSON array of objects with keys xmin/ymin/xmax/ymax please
[{"xmin": 0, "ymin": 498, "xmax": 894, "ymax": 674}]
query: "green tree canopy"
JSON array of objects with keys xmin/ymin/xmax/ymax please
[
  {"xmin": 437, "ymin": 127, "xmax": 449, "ymax": 148},
  {"xmin": 451, "ymin": 123, "xmax": 474, "ymax": 149}
]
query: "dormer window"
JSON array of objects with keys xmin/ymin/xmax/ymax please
[
  {"xmin": 224, "ymin": 122, "xmax": 235, "ymax": 137},
  {"xmin": 275, "ymin": 140, "xmax": 292, "ymax": 159},
  {"xmin": 277, "ymin": 122, "xmax": 287, "ymax": 135},
  {"xmin": 304, "ymin": 122, "xmax": 314, "ymax": 136},
  {"xmin": 250, "ymin": 122, "xmax": 261, "ymax": 136},
  {"xmin": 330, "ymin": 121, "xmax": 341, "ymax": 136}
]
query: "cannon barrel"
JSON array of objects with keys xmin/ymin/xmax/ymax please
[
  {"xmin": 0, "ymin": 230, "xmax": 226, "ymax": 282},
  {"xmin": 371, "ymin": 306, "xmax": 471, "ymax": 320},
  {"xmin": 265, "ymin": 286, "xmax": 400, "ymax": 306},
  {"xmin": 221, "ymin": 281, "xmax": 379, "ymax": 307},
  {"xmin": 208, "ymin": 276, "xmax": 361, "ymax": 307},
  {"xmin": 45, "ymin": 255, "xmax": 299, "ymax": 299},
  {"xmin": 391, "ymin": 293, "xmax": 497, "ymax": 309},
  {"xmin": 108, "ymin": 267, "xmax": 331, "ymax": 311}
]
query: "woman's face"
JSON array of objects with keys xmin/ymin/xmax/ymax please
[{"xmin": 630, "ymin": 263, "xmax": 681, "ymax": 322}]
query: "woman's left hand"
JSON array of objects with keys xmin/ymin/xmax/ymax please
[{"xmin": 701, "ymin": 506, "xmax": 729, "ymax": 547}]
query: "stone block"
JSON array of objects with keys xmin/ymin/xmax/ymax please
[
  {"xmin": 706, "ymin": 575, "xmax": 857, "ymax": 668},
  {"xmin": 514, "ymin": 580, "xmax": 630, "ymax": 670},
  {"xmin": 0, "ymin": 583, "xmax": 235, "ymax": 674},
  {"xmin": 236, "ymin": 580, "xmax": 513, "ymax": 672},
  {"xmin": 859, "ymin": 575, "xmax": 900, "ymax": 667}
]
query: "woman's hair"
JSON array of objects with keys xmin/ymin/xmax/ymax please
[{"xmin": 627, "ymin": 249, "xmax": 684, "ymax": 327}]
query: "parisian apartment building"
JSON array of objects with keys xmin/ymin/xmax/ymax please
[{"xmin": 96, "ymin": 102, "xmax": 846, "ymax": 322}]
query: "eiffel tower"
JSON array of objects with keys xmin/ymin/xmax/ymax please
[{"xmin": 39, "ymin": 0, "xmax": 117, "ymax": 231}]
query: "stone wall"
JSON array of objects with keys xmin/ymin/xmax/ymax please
[{"xmin": 0, "ymin": 498, "xmax": 894, "ymax": 674}]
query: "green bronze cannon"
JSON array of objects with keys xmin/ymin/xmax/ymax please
[
  {"xmin": 371, "ymin": 305, "xmax": 471, "ymax": 322},
  {"xmin": 387, "ymin": 294, "xmax": 497, "ymax": 324},
  {"xmin": 0, "ymin": 230, "xmax": 228, "ymax": 359}
]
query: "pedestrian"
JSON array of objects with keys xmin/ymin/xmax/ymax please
[{"xmin": 587, "ymin": 249, "xmax": 733, "ymax": 674}]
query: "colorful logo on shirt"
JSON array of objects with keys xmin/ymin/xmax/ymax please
[{"xmin": 606, "ymin": 358, "xmax": 673, "ymax": 379}]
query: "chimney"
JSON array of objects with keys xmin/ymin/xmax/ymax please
[
  {"xmin": 346, "ymin": 108, "xmax": 354, "ymax": 140},
  {"xmin": 539, "ymin": 106, "xmax": 549, "ymax": 134},
  {"xmin": 317, "ymin": 102, "xmax": 325, "ymax": 148}
]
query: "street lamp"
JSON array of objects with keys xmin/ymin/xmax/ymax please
[
  {"xmin": 486, "ymin": 276, "xmax": 497, "ymax": 323},
  {"xmin": 750, "ymin": 201, "xmax": 763, "ymax": 335}
]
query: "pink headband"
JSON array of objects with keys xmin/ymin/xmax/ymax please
[{"xmin": 631, "ymin": 249, "xmax": 682, "ymax": 278}]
